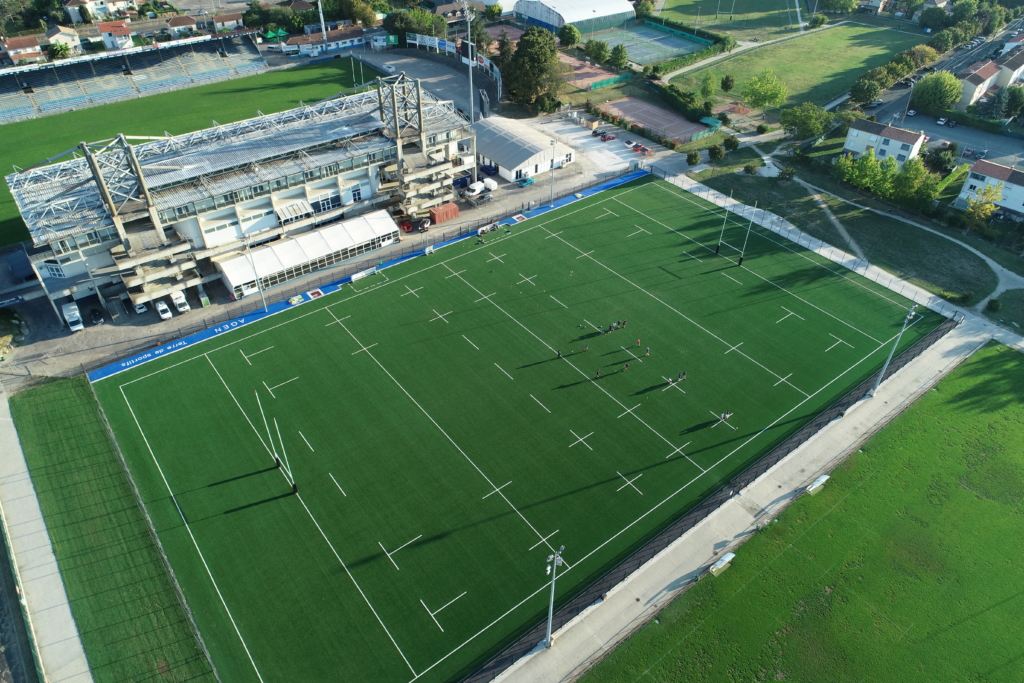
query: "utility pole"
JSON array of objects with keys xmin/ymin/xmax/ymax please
[
  {"xmin": 464, "ymin": 2, "xmax": 477, "ymax": 182},
  {"xmin": 244, "ymin": 234, "xmax": 269, "ymax": 312},
  {"xmin": 868, "ymin": 305, "xmax": 917, "ymax": 398},
  {"xmin": 549, "ymin": 139, "xmax": 556, "ymax": 206},
  {"xmin": 316, "ymin": 0, "xmax": 328, "ymax": 57},
  {"xmin": 544, "ymin": 546, "xmax": 566, "ymax": 648}
]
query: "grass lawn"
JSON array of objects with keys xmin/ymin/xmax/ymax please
[
  {"xmin": 582, "ymin": 340, "xmax": 1024, "ymax": 683},
  {"xmin": 7, "ymin": 377, "xmax": 216, "ymax": 683},
  {"xmin": 660, "ymin": 0, "xmax": 798, "ymax": 42},
  {"xmin": 984, "ymin": 288, "xmax": 1024, "ymax": 331},
  {"xmin": 88, "ymin": 176, "xmax": 940, "ymax": 683},
  {"xmin": 691, "ymin": 146, "xmax": 764, "ymax": 175},
  {"xmin": 0, "ymin": 59, "xmax": 372, "ymax": 249},
  {"xmin": 672, "ymin": 24, "xmax": 924, "ymax": 108}
]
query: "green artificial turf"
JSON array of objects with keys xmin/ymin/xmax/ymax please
[
  {"xmin": 7, "ymin": 377, "xmax": 216, "ymax": 683},
  {"xmin": 90, "ymin": 176, "xmax": 942, "ymax": 683},
  {"xmin": 673, "ymin": 25, "xmax": 923, "ymax": 107},
  {"xmin": 0, "ymin": 58, "xmax": 372, "ymax": 249},
  {"xmin": 581, "ymin": 340, "xmax": 1024, "ymax": 683}
]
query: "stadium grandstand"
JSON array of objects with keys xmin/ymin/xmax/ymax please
[
  {"xmin": 0, "ymin": 32, "xmax": 265, "ymax": 124},
  {"xmin": 5, "ymin": 75, "xmax": 476, "ymax": 321}
]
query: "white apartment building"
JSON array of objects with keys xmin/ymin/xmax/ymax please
[
  {"xmin": 841, "ymin": 118, "xmax": 925, "ymax": 168},
  {"xmin": 954, "ymin": 159, "xmax": 1024, "ymax": 219}
]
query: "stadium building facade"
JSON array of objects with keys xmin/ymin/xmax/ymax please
[
  {"xmin": 5, "ymin": 75, "xmax": 476, "ymax": 322},
  {"xmin": 512, "ymin": 0, "xmax": 636, "ymax": 35}
]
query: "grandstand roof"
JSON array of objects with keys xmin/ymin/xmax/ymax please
[
  {"xmin": 167, "ymin": 15, "xmax": 197, "ymax": 26},
  {"xmin": 6, "ymin": 79, "xmax": 469, "ymax": 244},
  {"xmin": 97, "ymin": 20, "xmax": 131, "ymax": 35}
]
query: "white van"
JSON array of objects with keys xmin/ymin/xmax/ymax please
[
  {"xmin": 171, "ymin": 291, "xmax": 190, "ymax": 313},
  {"xmin": 61, "ymin": 302, "xmax": 84, "ymax": 332}
]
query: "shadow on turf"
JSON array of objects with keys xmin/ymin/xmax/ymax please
[
  {"xmin": 206, "ymin": 465, "xmax": 280, "ymax": 488},
  {"xmin": 222, "ymin": 491, "xmax": 294, "ymax": 515}
]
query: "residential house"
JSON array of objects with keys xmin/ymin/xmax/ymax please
[
  {"xmin": 0, "ymin": 36, "xmax": 46, "ymax": 64},
  {"xmin": 434, "ymin": 1, "xmax": 485, "ymax": 22},
  {"xmin": 841, "ymin": 118, "xmax": 925, "ymax": 168},
  {"xmin": 278, "ymin": 0, "xmax": 314, "ymax": 9},
  {"xmin": 856, "ymin": 0, "xmax": 889, "ymax": 14},
  {"xmin": 955, "ymin": 60, "xmax": 1000, "ymax": 111},
  {"xmin": 917, "ymin": 0, "xmax": 950, "ymax": 22},
  {"xmin": 995, "ymin": 44, "xmax": 1024, "ymax": 87},
  {"xmin": 212, "ymin": 12, "xmax": 244, "ymax": 31},
  {"xmin": 97, "ymin": 20, "xmax": 133, "ymax": 50},
  {"xmin": 166, "ymin": 14, "xmax": 197, "ymax": 37},
  {"xmin": 63, "ymin": 0, "xmax": 134, "ymax": 24},
  {"xmin": 45, "ymin": 25, "xmax": 82, "ymax": 54},
  {"xmin": 955, "ymin": 159, "xmax": 1024, "ymax": 218},
  {"xmin": 283, "ymin": 25, "xmax": 365, "ymax": 56}
]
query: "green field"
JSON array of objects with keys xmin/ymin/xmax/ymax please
[
  {"xmin": 661, "ymin": 0, "xmax": 799, "ymax": 41},
  {"xmin": 582, "ymin": 340, "xmax": 1024, "ymax": 682},
  {"xmin": 672, "ymin": 24, "xmax": 923, "ymax": 107},
  {"xmin": 8, "ymin": 377, "xmax": 215, "ymax": 683},
  {"xmin": 0, "ymin": 58, "xmax": 373, "ymax": 249},
  {"xmin": 86, "ymin": 176, "xmax": 943, "ymax": 682}
]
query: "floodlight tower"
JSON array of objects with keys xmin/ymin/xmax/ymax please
[
  {"xmin": 544, "ymin": 545, "xmax": 565, "ymax": 649},
  {"xmin": 315, "ymin": 0, "xmax": 328, "ymax": 56},
  {"xmin": 549, "ymin": 139, "xmax": 556, "ymax": 206},
  {"xmin": 463, "ymin": 1, "xmax": 478, "ymax": 182},
  {"xmin": 868, "ymin": 305, "xmax": 917, "ymax": 399}
]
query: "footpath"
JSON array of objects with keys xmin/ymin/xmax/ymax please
[
  {"xmin": 501, "ymin": 173, "xmax": 1023, "ymax": 683},
  {"xmin": 0, "ymin": 388, "xmax": 93, "ymax": 683}
]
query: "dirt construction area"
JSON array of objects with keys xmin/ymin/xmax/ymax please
[
  {"xmin": 600, "ymin": 96, "xmax": 709, "ymax": 142},
  {"xmin": 558, "ymin": 52, "xmax": 618, "ymax": 89}
]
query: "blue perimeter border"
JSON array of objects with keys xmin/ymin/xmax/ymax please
[{"xmin": 88, "ymin": 170, "xmax": 651, "ymax": 383}]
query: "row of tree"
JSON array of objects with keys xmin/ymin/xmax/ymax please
[
  {"xmin": 849, "ymin": 44, "xmax": 939, "ymax": 105},
  {"xmin": 919, "ymin": 0, "xmax": 1012, "ymax": 35}
]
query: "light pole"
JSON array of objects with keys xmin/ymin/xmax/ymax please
[
  {"xmin": 244, "ymin": 234, "xmax": 269, "ymax": 312},
  {"xmin": 544, "ymin": 546, "xmax": 565, "ymax": 649},
  {"xmin": 868, "ymin": 305, "xmax": 917, "ymax": 398},
  {"xmin": 549, "ymin": 139, "xmax": 556, "ymax": 206},
  {"xmin": 738, "ymin": 199, "xmax": 757, "ymax": 265}
]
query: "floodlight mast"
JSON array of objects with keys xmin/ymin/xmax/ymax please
[
  {"xmin": 544, "ymin": 545, "xmax": 565, "ymax": 648},
  {"xmin": 868, "ymin": 305, "xmax": 917, "ymax": 398},
  {"xmin": 316, "ymin": 0, "xmax": 328, "ymax": 55},
  {"xmin": 464, "ymin": 1, "xmax": 478, "ymax": 183}
]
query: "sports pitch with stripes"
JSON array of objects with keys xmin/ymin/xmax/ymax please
[{"xmin": 91, "ymin": 175, "xmax": 943, "ymax": 682}]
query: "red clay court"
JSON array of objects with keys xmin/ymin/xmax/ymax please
[
  {"xmin": 557, "ymin": 53, "xmax": 618, "ymax": 89},
  {"xmin": 601, "ymin": 97, "xmax": 710, "ymax": 142}
]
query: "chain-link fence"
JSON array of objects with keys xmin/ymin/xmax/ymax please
[{"xmin": 461, "ymin": 315, "xmax": 961, "ymax": 683}]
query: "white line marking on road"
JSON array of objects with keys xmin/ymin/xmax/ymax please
[
  {"xmin": 531, "ymin": 394, "xmax": 551, "ymax": 413},
  {"xmin": 568, "ymin": 430, "xmax": 594, "ymax": 450},
  {"xmin": 329, "ymin": 473, "xmax": 346, "ymax": 496},
  {"xmin": 494, "ymin": 363, "xmax": 513, "ymax": 380},
  {"xmin": 616, "ymin": 471, "xmax": 643, "ymax": 495},
  {"xmin": 462, "ymin": 335, "xmax": 479, "ymax": 350}
]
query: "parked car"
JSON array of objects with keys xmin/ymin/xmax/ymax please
[
  {"xmin": 517, "ymin": 177, "xmax": 535, "ymax": 187},
  {"xmin": 964, "ymin": 147, "xmax": 975, "ymax": 157},
  {"xmin": 133, "ymin": 302, "xmax": 148, "ymax": 315},
  {"xmin": 947, "ymin": 120, "xmax": 958, "ymax": 128},
  {"xmin": 479, "ymin": 165, "xmax": 498, "ymax": 176},
  {"xmin": 624, "ymin": 140, "xmax": 635, "ymax": 147},
  {"xmin": 866, "ymin": 99, "xmax": 883, "ymax": 108},
  {"xmin": 171, "ymin": 290, "xmax": 190, "ymax": 313},
  {"xmin": 592, "ymin": 129, "xmax": 607, "ymax": 137},
  {"xmin": 601, "ymin": 133, "xmax": 617, "ymax": 141},
  {"xmin": 636, "ymin": 146, "xmax": 652, "ymax": 156},
  {"xmin": 936, "ymin": 117, "xmax": 948, "ymax": 126},
  {"xmin": 156, "ymin": 301, "xmax": 173, "ymax": 320},
  {"xmin": 923, "ymin": 134, "xmax": 931, "ymax": 142},
  {"xmin": 90, "ymin": 309, "xmax": 104, "ymax": 325},
  {"xmin": 468, "ymin": 192, "xmax": 493, "ymax": 207},
  {"xmin": 906, "ymin": 110, "xmax": 916, "ymax": 116},
  {"xmin": 976, "ymin": 150, "xmax": 989, "ymax": 159},
  {"xmin": 400, "ymin": 218, "xmax": 430, "ymax": 232},
  {"xmin": 61, "ymin": 303, "xmax": 83, "ymax": 332}
]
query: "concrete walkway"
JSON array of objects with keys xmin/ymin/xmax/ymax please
[
  {"xmin": 0, "ymin": 388, "xmax": 93, "ymax": 683},
  {"xmin": 501, "ymin": 173, "xmax": 1024, "ymax": 683}
]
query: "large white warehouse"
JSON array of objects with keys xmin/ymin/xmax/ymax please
[
  {"xmin": 512, "ymin": 0, "xmax": 636, "ymax": 35},
  {"xmin": 472, "ymin": 117, "xmax": 575, "ymax": 184}
]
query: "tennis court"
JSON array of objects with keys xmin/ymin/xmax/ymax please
[
  {"xmin": 594, "ymin": 24, "xmax": 706, "ymax": 65},
  {"xmin": 602, "ymin": 96, "xmax": 709, "ymax": 142},
  {"xmin": 90, "ymin": 175, "xmax": 942, "ymax": 683}
]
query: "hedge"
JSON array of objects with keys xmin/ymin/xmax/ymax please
[
  {"xmin": 941, "ymin": 109, "xmax": 1004, "ymax": 134},
  {"xmin": 937, "ymin": 163, "xmax": 969, "ymax": 193},
  {"xmin": 646, "ymin": 17, "xmax": 735, "ymax": 73}
]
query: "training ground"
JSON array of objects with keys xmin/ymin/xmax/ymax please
[{"xmin": 89, "ymin": 175, "xmax": 943, "ymax": 683}]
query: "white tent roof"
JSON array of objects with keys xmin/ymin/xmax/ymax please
[
  {"xmin": 472, "ymin": 117, "xmax": 574, "ymax": 171},
  {"xmin": 216, "ymin": 210, "xmax": 399, "ymax": 287},
  {"xmin": 531, "ymin": 0, "xmax": 635, "ymax": 23}
]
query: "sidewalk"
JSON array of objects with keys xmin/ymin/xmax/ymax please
[
  {"xmin": 0, "ymin": 389, "xmax": 93, "ymax": 683},
  {"xmin": 500, "ymin": 174, "xmax": 1023, "ymax": 683}
]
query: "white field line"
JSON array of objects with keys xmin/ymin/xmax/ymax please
[
  {"xmin": 481, "ymin": 481, "xmax": 511, "ymax": 500},
  {"xmin": 777, "ymin": 307, "xmax": 805, "ymax": 324},
  {"xmin": 430, "ymin": 310, "xmax": 453, "ymax": 323},
  {"xmin": 379, "ymin": 534, "xmax": 423, "ymax": 570},
  {"xmin": 329, "ymin": 472, "xmax": 346, "ymax": 496},
  {"xmin": 462, "ymin": 335, "xmax": 479, "ymax": 350},
  {"xmin": 529, "ymin": 530, "xmax": 559, "ymax": 551},
  {"xmin": 568, "ymin": 429, "xmax": 594, "ymax": 450},
  {"xmin": 616, "ymin": 471, "xmax": 643, "ymax": 495},
  {"xmin": 420, "ymin": 591, "xmax": 467, "ymax": 633},
  {"xmin": 401, "ymin": 285, "xmax": 423, "ymax": 298},
  {"xmin": 494, "ymin": 363, "xmax": 513, "ymax": 380},
  {"xmin": 722, "ymin": 272, "xmax": 742, "ymax": 285},
  {"xmin": 299, "ymin": 431, "xmax": 314, "ymax": 452},
  {"xmin": 530, "ymin": 394, "xmax": 552, "ymax": 413},
  {"xmin": 550, "ymin": 295, "xmax": 568, "ymax": 309}
]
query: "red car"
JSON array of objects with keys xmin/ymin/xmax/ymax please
[{"xmin": 601, "ymin": 133, "xmax": 617, "ymax": 141}]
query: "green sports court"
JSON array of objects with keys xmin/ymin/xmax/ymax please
[{"xmin": 89, "ymin": 175, "xmax": 943, "ymax": 682}]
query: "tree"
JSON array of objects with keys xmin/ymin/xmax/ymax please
[
  {"xmin": 928, "ymin": 30, "xmax": 954, "ymax": 53},
  {"xmin": 905, "ymin": 44, "xmax": 939, "ymax": 67},
  {"xmin": 707, "ymin": 144, "xmax": 725, "ymax": 161},
  {"xmin": 493, "ymin": 29, "xmax": 514, "ymax": 67},
  {"xmin": 987, "ymin": 86, "xmax": 1010, "ymax": 119},
  {"xmin": 849, "ymin": 153, "xmax": 881, "ymax": 191},
  {"xmin": 808, "ymin": 13, "xmax": 828, "ymax": 28},
  {"xmin": 965, "ymin": 181, "xmax": 1003, "ymax": 230},
  {"xmin": 382, "ymin": 7, "xmax": 446, "ymax": 44},
  {"xmin": 833, "ymin": 153, "xmax": 855, "ymax": 183},
  {"xmin": 558, "ymin": 23, "xmax": 580, "ymax": 48},
  {"xmin": 850, "ymin": 78, "xmax": 882, "ymax": 105},
  {"xmin": 833, "ymin": 109, "xmax": 859, "ymax": 131},
  {"xmin": 742, "ymin": 69, "xmax": 788, "ymax": 110},
  {"xmin": 485, "ymin": 2, "xmax": 501, "ymax": 20},
  {"xmin": 635, "ymin": 0, "xmax": 654, "ymax": 19},
  {"xmin": 340, "ymin": 0, "xmax": 376, "ymax": 27},
  {"xmin": 687, "ymin": 150, "xmax": 701, "ymax": 165},
  {"xmin": 699, "ymin": 71, "xmax": 716, "ymax": 101},
  {"xmin": 820, "ymin": 0, "xmax": 857, "ymax": 12},
  {"xmin": 875, "ymin": 156, "xmax": 900, "ymax": 199},
  {"xmin": 584, "ymin": 39, "xmax": 609, "ymax": 63},
  {"xmin": 79, "ymin": 3, "xmax": 91, "ymax": 22},
  {"xmin": 891, "ymin": 157, "xmax": 930, "ymax": 205},
  {"xmin": 912, "ymin": 70, "xmax": 961, "ymax": 111},
  {"xmin": 924, "ymin": 146, "xmax": 956, "ymax": 173},
  {"xmin": 723, "ymin": 134, "xmax": 740, "ymax": 151},
  {"xmin": 918, "ymin": 5, "xmax": 950, "ymax": 29},
  {"xmin": 952, "ymin": 0, "xmax": 978, "ymax": 24},
  {"xmin": 779, "ymin": 166, "xmax": 796, "ymax": 180},
  {"xmin": 721, "ymin": 74, "xmax": 735, "ymax": 93},
  {"xmin": 779, "ymin": 102, "xmax": 833, "ymax": 138},
  {"xmin": 48, "ymin": 41, "xmax": 71, "ymax": 59},
  {"xmin": 607, "ymin": 43, "xmax": 629, "ymax": 69},
  {"xmin": 468, "ymin": 12, "xmax": 492, "ymax": 53},
  {"xmin": 1006, "ymin": 85, "xmax": 1024, "ymax": 118},
  {"xmin": 504, "ymin": 26, "xmax": 564, "ymax": 104}
]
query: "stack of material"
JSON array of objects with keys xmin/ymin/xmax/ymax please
[{"xmin": 430, "ymin": 202, "xmax": 460, "ymax": 225}]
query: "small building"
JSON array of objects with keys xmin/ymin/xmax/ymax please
[
  {"xmin": 917, "ymin": 0, "xmax": 950, "ymax": 21},
  {"xmin": 166, "ymin": 15, "xmax": 197, "ymax": 38},
  {"xmin": 856, "ymin": 0, "xmax": 889, "ymax": 14},
  {"xmin": 434, "ymin": 1, "xmax": 485, "ymax": 23},
  {"xmin": 45, "ymin": 25, "xmax": 82, "ymax": 55},
  {"xmin": 304, "ymin": 20, "xmax": 350, "ymax": 35},
  {"xmin": 63, "ymin": 0, "xmax": 134, "ymax": 24},
  {"xmin": 955, "ymin": 60, "xmax": 1000, "ymax": 111},
  {"xmin": 284, "ymin": 25, "xmax": 365, "ymax": 56},
  {"xmin": 995, "ymin": 44, "xmax": 1024, "ymax": 87},
  {"xmin": 512, "ymin": 0, "xmax": 635, "ymax": 35},
  {"xmin": 954, "ymin": 159, "xmax": 1024, "ymax": 219},
  {"xmin": 841, "ymin": 118, "xmax": 924, "ymax": 168},
  {"xmin": 472, "ymin": 116, "xmax": 574, "ymax": 183},
  {"xmin": 0, "ymin": 36, "xmax": 45, "ymax": 64},
  {"xmin": 212, "ymin": 12, "xmax": 244, "ymax": 32},
  {"xmin": 97, "ymin": 20, "xmax": 133, "ymax": 50}
]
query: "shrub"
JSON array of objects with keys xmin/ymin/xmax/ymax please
[
  {"xmin": 942, "ymin": 290, "xmax": 974, "ymax": 304},
  {"xmin": 756, "ymin": 123, "xmax": 771, "ymax": 134},
  {"xmin": 779, "ymin": 166, "xmax": 796, "ymax": 180},
  {"xmin": 722, "ymin": 135, "xmax": 740, "ymax": 151},
  {"xmin": 987, "ymin": 298, "xmax": 1002, "ymax": 311},
  {"xmin": 687, "ymin": 150, "xmax": 701, "ymax": 165},
  {"xmin": 708, "ymin": 145, "xmax": 725, "ymax": 161},
  {"xmin": 744, "ymin": 164, "xmax": 759, "ymax": 175},
  {"xmin": 717, "ymin": 112, "xmax": 732, "ymax": 127}
]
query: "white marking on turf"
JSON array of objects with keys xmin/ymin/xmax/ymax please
[
  {"xmin": 430, "ymin": 309, "xmax": 453, "ymax": 323},
  {"xmin": 351, "ymin": 343, "xmax": 378, "ymax": 355},
  {"xmin": 529, "ymin": 530, "xmax": 559, "ymax": 551},
  {"xmin": 825, "ymin": 333, "xmax": 854, "ymax": 352},
  {"xmin": 299, "ymin": 431, "xmax": 314, "ymax": 452},
  {"xmin": 723, "ymin": 342, "xmax": 743, "ymax": 355},
  {"xmin": 445, "ymin": 270, "xmax": 466, "ymax": 279},
  {"xmin": 401, "ymin": 286, "xmax": 423, "ymax": 298},
  {"xmin": 462, "ymin": 335, "xmax": 479, "ymax": 350},
  {"xmin": 722, "ymin": 272, "xmax": 742, "ymax": 285},
  {"xmin": 666, "ymin": 442, "xmax": 691, "ymax": 459},
  {"xmin": 482, "ymin": 481, "xmax": 511, "ymax": 499},
  {"xmin": 494, "ymin": 363, "xmax": 513, "ymax": 380},
  {"xmin": 420, "ymin": 592, "xmax": 467, "ymax": 633},
  {"xmin": 620, "ymin": 346, "xmax": 643, "ymax": 363},
  {"xmin": 776, "ymin": 306, "xmax": 804, "ymax": 324},
  {"xmin": 265, "ymin": 377, "xmax": 299, "ymax": 395},
  {"xmin": 329, "ymin": 473, "xmax": 346, "ymax": 496},
  {"xmin": 550, "ymin": 295, "xmax": 568, "ymax": 309},
  {"xmin": 618, "ymin": 404, "xmax": 641, "ymax": 419},
  {"xmin": 661, "ymin": 376, "xmax": 686, "ymax": 393},
  {"xmin": 486, "ymin": 252, "xmax": 506, "ymax": 264},
  {"xmin": 568, "ymin": 430, "xmax": 594, "ymax": 450},
  {"xmin": 616, "ymin": 471, "xmax": 643, "ymax": 495},
  {"xmin": 517, "ymin": 273, "xmax": 538, "ymax": 286},
  {"xmin": 531, "ymin": 394, "xmax": 552, "ymax": 413},
  {"xmin": 774, "ymin": 373, "xmax": 793, "ymax": 387},
  {"xmin": 379, "ymin": 534, "xmax": 423, "ymax": 571},
  {"xmin": 324, "ymin": 314, "xmax": 351, "ymax": 327},
  {"xmin": 475, "ymin": 293, "xmax": 497, "ymax": 303},
  {"xmin": 709, "ymin": 410, "xmax": 738, "ymax": 431}
]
